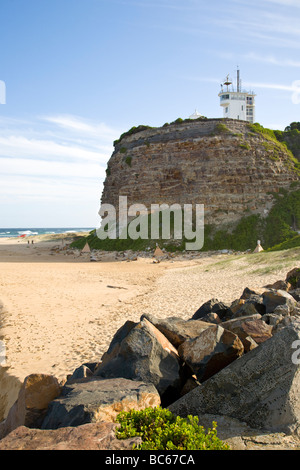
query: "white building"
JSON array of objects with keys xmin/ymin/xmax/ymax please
[
  {"xmin": 218, "ymin": 69, "xmax": 256, "ymax": 123},
  {"xmin": 189, "ymin": 109, "xmax": 202, "ymax": 119}
]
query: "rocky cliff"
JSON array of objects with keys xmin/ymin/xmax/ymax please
[{"xmin": 101, "ymin": 119, "xmax": 299, "ymax": 228}]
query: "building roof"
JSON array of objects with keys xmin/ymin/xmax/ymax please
[{"xmin": 189, "ymin": 109, "xmax": 202, "ymax": 119}]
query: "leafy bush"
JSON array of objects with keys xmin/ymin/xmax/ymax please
[
  {"xmin": 284, "ymin": 122, "xmax": 300, "ymax": 132},
  {"xmin": 115, "ymin": 407, "xmax": 230, "ymax": 450},
  {"xmin": 262, "ymin": 188, "xmax": 300, "ymax": 247},
  {"xmin": 172, "ymin": 117, "xmax": 184, "ymax": 124},
  {"xmin": 202, "ymin": 215, "xmax": 262, "ymax": 252},
  {"xmin": 275, "ymin": 122, "xmax": 300, "ymax": 161}
]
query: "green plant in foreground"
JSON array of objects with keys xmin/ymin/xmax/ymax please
[{"xmin": 115, "ymin": 407, "xmax": 230, "ymax": 450}]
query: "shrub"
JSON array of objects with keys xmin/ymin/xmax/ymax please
[
  {"xmin": 172, "ymin": 117, "xmax": 184, "ymax": 124},
  {"xmin": 215, "ymin": 122, "xmax": 230, "ymax": 134},
  {"xmin": 115, "ymin": 406, "xmax": 230, "ymax": 450},
  {"xmin": 267, "ymin": 235, "xmax": 300, "ymax": 252},
  {"xmin": 114, "ymin": 125, "xmax": 154, "ymax": 146},
  {"xmin": 124, "ymin": 156, "xmax": 132, "ymax": 166}
]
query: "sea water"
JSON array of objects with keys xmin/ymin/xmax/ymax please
[{"xmin": 0, "ymin": 228, "xmax": 94, "ymax": 238}]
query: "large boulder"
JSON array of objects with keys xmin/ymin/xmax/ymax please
[
  {"xmin": 191, "ymin": 414, "xmax": 300, "ymax": 450},
  {"xmin": 67, "ymin": 365, "xmax": 94, "ymax": 382},
  {"xmin": 228, "ymin": 298, "xmax": 264, "ymax": 319},
  {"xmin": 231, "ymin": 301, "xmax": 264, "ymax": 318},
  {"xmin": 221, "ymin": 316, "xmax": 273, "ymax": 347},
  {"xmin": 178, "ymin": 325, "xmax": 244, "ymax": 382},
  {"xmin": 141, "ymin": 313, "xmax": 214, "ymax": 348},
  {"xmin": 191, "ymin": 299, "xmax": 230, "ymax": 321},
  {"xmin": 94, "ymin": 318, "xmax": 182, "ymax": 405},
  {"xmin": 0, "ymin": 422, "xmax": 141, "ymax": 450},
  {"xmin": 228, "ymin": 299, "xmax": 245, "ymax": 316},
  {"xmin": 42, "ymin": 377, "xmax": 160, "ymax": 430},
  {"xmin": 240, "ymin": 287, "xmax": 265, "ymax": 300},
  {"xmin": 286, "ymin": 268, "xmax": 300, "ymax": 289},
  {"xmin": 264, "ymin": 280, "xmax": 291, "ymax": 291},
  {"xmin": 263, "ymin": 289, "xmax": 297, "ymax": 314},
  {"xmin": 169, "ymin": 319, "xmax": 300, "ymax": 434},
  {"xmin": 100, "ymin": 320, "xmax": 137, "ymax": 365},
  {"xmin": 290, "ymin": 289, "xmax": 300, "ymax": 302},
  {"xmin": 0, "ymin": 374, "xmax": 61, "ymax": 439}
]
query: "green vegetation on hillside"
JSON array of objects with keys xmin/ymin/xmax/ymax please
[
  {"xmin": 267, "ymin": 234, "xmax": 300, "ymax": 252},
  {"xmin": 113, "ymin": 116, "xmax": 208, "ymax": 146},
  {"xmin": 248, "ymin": 122, "xmax": 300, "ymax": 174},
  {"xmin": 274, "ymin": 122, "xmax": 300, "ymax": 161},
  {"xmin": 70, "ymin": 188, "xmax": 300, "ymax": 253},
  {"xmin": 215, "ymin": 122, "xmax": 230, "ymax": 134},
  {"xmin": 203, "ymin": 187, "xmax": 300, "ymax": 251},
  {"xmin": 114, "ymin": 125, "xmax": 154, "ymax": 146}
]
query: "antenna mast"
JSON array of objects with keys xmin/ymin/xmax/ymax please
[{"xmin": 237, "ymin": 67, "xmax": 240, "ymax": 93}]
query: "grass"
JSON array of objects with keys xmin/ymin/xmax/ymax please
[
  {"xmin": 267, "ymin": 234, "xmax": 300, "ymax": 251},
  {"xmin": 114, "ymin": 125, "xmax": 154, "ymax": 146},
  {"xmin": 241, "ymin": 246, "xmax": 300, "ymax": 275},
  {"xmin": 240, "ymin": 142, "xmax": 250, "ymax": 150},
  {"xmin": 202, "ymin": 246, "xmax": 300, "ymax": 277},
  {"xmin": 202, "ymin": 188, "xmax": 300, "ymax": 252},
  {"xmin": 215, "ymin": 122, "xmax": 230, "ymax": 134},
  {"xmin": 248, "ymin": 122, "xmax": 300, "ymax": 175},
  {"xmin": 249, "ymin": 264, "xmax": 286, "ymax": 276}
]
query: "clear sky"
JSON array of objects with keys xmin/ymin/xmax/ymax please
[{"xmin": 0, "ymin": 0, "xmax": 299, "ymax": 228}]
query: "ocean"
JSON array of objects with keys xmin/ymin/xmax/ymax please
[{"xmin": 0, "ymin": 228, "xmax": 94, "ymax": 238}]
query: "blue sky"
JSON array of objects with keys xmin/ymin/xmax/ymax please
[{"xmin": 0, "ymin": 0, "xmax": 300, "ymax": 227}]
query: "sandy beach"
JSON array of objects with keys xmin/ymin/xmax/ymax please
[{"xmin": 0, "ymin": 233, "xmax": 299, "ymax": 420}]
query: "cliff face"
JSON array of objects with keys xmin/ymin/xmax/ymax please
[{"xmin": 101, "ymin": 119, "xmax": 299, "ymax": 226}]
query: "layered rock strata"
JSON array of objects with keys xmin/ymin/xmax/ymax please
[{"xmin": 102, "ymin": 119, "xmax": 299, "ymax": 226}]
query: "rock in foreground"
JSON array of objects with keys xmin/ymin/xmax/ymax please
[
  {"xmin": 169, "ymin": 319, "xmax": 300, "ymax": 434},
  {"xmin": 178, "ymin": 325, "xmax": 244, "ymax": 382},
  {"xmin": 94, "ymin": 318, "xmax": 182, "ymax": 405},
  {"xmin": 42, "ymin": 377, "xmax": 160, "ymax": 430},
  {"xmin": 0, "ymin": 422, "xmax": 141, "ymax": 450},
  {"xmin": 0, "ymin": 374, "xmax": 61, "ymax": 440}
]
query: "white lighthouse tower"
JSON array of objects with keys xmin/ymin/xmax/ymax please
[{"xmin": 218, "ymin": 69, "xmax": 256, "ymax": 123}]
